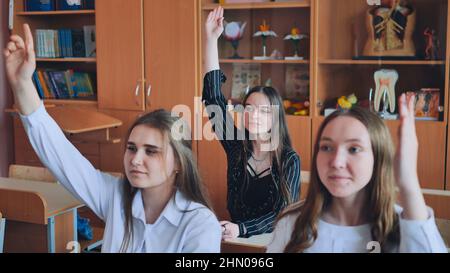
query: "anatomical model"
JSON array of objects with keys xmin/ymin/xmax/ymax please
[
  {"xmin": 373, "ymin": 69, "xmax": 398, "ymax": 113},
  {"xmin": 363, "ymin": 0, "xmax": 416, "ymax": 57}
]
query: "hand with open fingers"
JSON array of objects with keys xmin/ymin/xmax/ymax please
[
  {"xmin": 395, "ymin": 93, "xmax": 420, "ymax": 192},
  {"xmin": 219, "ymin": 220, "xmax": 239, "ymax": 240},
  {"xmin": 3, "ymin": 24, "xmax": 36, "ymax": 90},
  {"xmin": 205, "ymin": 6, "xmax": 224, "ymax": 41}
]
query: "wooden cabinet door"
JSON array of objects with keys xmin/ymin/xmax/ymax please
[
  {"xmin": 287, "ymin": 116, "xmax": 312, "ymax": 171},
  {"xmin": 143, "ymin": 0, "xmax": 199, "ymax": 112},
  {"xmin": 385, "ymin": 121, "xmax": 446, "ymax": 190},
  {"xmin": 97, "ymin": 0, "xmax": 145, "ymax": 111}
]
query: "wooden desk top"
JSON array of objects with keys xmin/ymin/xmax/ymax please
[
  {"xmin": 221, "ymin": 233, "xmax": 273, "ymax": 253},
  {"xmin": 47, "ymin": 106, "xmax": 122, "ymax": 134},
  {"xmin": 6, "ymin": 105, "xmax": 123, "ymax": 134},
  {"xmin": 0, "ymin": 177, "xmax": 83, "ymax": 223},
  {"xmin": 224, "ymin": 233, "xmax": 273, "ymax": 248}
]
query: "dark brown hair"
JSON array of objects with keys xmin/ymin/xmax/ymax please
[{"xmin": 241, "ymin": 86, "xmax": 294, "ymax": 207}]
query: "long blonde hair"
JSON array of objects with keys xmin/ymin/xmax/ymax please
[
  {"xmin": 120, "ymin": 109, "xmax": 212, "ymax": 252},
  {"xmin": 282, "ymin": 107, "xmax": 399, "ymax": 253}
]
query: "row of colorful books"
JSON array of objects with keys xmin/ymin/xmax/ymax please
[
  {"xmin": 35, "ymin": 26, "xmax": 96, "ymax": 58},
  {"xmin": 32, "ymin": 69, "xmax": 95, "ymax": 99},
  {"xmin": 26, "ymin": 0, "xmax": 95, "ymax": 11}
]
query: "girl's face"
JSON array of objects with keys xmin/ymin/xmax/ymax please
[
  {"xmin": 124, "ymin": 125, "xmax": 178, "ymax": 189},
  {"xmin": 316, "ymin": 116, "xmax": 374, "ymax": 199},
  {"xmin": 244, "ymin": 92, "xmax": 273, "ymax": 136}
]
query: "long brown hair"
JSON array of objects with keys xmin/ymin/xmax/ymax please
[
  {"xmin": 120, "ymin": 109, "xmax": 212, "ymax": 252},
  {"xmin": 241, "ymin": 86, "xmax": 294, "ymax": 206},
  {"xmin": 282, "ymin": 107, "xmax": 399, "ymax": 253}
]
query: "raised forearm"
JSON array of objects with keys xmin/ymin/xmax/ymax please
[
  {"xmin": 399, "ymin": 178, "xmax": 428, "ymax": 221},
  {"xmin": 12, "ymin": 79, "xmax": 42, "ymax": 116},
  {"xmin": 204, "ymin": 39, "xmax": 220, "ymax": 75}
]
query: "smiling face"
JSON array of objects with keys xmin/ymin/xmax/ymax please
[
  {"xmin": 244, "ymin": 92, "xmax": 273, "ymax": 136},
  {"xmin": 123, "ymin": 125, "xmax": 178, "ymax": 189},
  {"xmin": 316, "ymin": 116, "xmax": 374, "ymax": 199}
]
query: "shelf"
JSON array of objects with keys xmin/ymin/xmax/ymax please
[
  {"xmin": 286, "ymin": 114, "xmax": 310, "ymax": 120},
  {"xmin": 36, "ymin": 58, "xmax": 96, "ymax": 63},
  {"xmin": 318, "ymin": 114, "xmax": 444, "ymax": 124},
  {"xmin": 203, "ymin": 1, "xmax": 310, "ymax": 10},
  {"xmin": 16, "ymin": 10, "xmax": 95, "ymax": 16},
  {"xmin": 319, "ymin": 59, "xmax": 446, "ymax": 66},
  {"xmin": 43, "ymin": 99, "xmax": 98, "ymax": 106},
  {"xmin": 220, "ymin": 59, "xmax": 309, "ymax": 64},
  {"xmin": 46, "ymin": 106, "xmax": 122, "ymax": 134}
]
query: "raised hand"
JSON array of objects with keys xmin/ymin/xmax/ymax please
[
  {"xmin": 204, "ymin": 6, "xmax": 224, "ymax": 74},
  {"xmin": 205, "ymin": 6, "xmax": 224, "ymax": 41},
  {"xmin": 4, "ymin": 24, "xmax": 36, "ymax": 91},
  {"xmin": 395, "ymin": 93, "xmax": 428, "ymax": 220},
  {"xmin": 3, "ymin": 23, "xmax": 41, "ymax": 115},
  {"xmin": 395, "ymin": 93, "xmax": 419, "ymax": 190}
]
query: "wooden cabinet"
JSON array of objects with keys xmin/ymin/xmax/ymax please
[
  {"xmin": 314, "ymin": 0, "xmax": 450, "ymax": 190},
  {"xmin": 97, "ymin": 0, "xmax": 199, "ymax": 112},
  {"xmin": 10, "ymin": 1, "xmax": 124, "ymax": 169},
  {"xmin": 95, "ymin": 0, "xmax": 200, "ymax": 172},
  {"xmin": 96, "ymin": 0, "xmax": 144, "ymax": 111}
]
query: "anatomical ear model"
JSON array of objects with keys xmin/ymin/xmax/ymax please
[
  {"xmin": 363, "ymin": 0, "xmax": 416, "ymax": 57},
  {"xmin": 374, "ymin": 69, "xmax": 398, "ymax": 113}
]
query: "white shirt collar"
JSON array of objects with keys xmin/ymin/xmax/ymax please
[{"xmin": 131, "ymin": 190, "xmax": 192, "ymax": 227}]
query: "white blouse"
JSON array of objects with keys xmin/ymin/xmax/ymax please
[
  {"xmin": 267, "ymin": 206, "xmax": 448, "ymax": 253},
  {"xmin": 20, "ymin": 103, "xmax": 222, "ymax": 253}
]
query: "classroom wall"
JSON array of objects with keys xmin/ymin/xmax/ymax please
[{"xmin": 0, "ymin": 0, "xmax": 14, "ymax": 176}]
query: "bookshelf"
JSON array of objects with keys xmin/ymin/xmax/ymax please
[
  {"xmin": 9, "ymin": 0, "xmax": 129, "ymax": 174},
  {"xmin": 313, "ymin": 0, "xmax": 450, "ymax": 190},
  {"xmin": 12, "ymin": 0, "xmax": 97, "ymax": 103}
]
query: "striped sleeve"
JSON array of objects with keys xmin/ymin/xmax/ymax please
[
  {"xmin": 238, "ymin": 209, "xmax": 279, "ymax": 238},
  {"xmin": 238, "ymin": 151, "xmax": 301, "ymax": 237},
  {"xmin": 282, "ymin": 151, "xmax": 301, "ymax": 203},
  {"xmin": 202, "ymin": 70, "xmax": 242, "ymax": 155}
]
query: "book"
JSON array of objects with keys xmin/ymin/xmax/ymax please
[
  {"xmin": 231, "ymin": 63, "xmax": 261, "ymax": 102},
  {"xmin": 83, "ymin": 25, "xmax": 96, "ymax": 57},
  {"xmin": 57, "ymin": 0, "xmax": 82, "ymax": 10},
  {"xmin": 71, "ymin": 72, "xmax": 95, "ymax": 97},
  {"xmin": 72, "ymin": 29, "xmax": 86, "ymax": 57},
  {"xmin": 42, "ymin": 71, "xmax": 58, "ymax": 98},
  {"xmin": 66, "ymin": 29, "xmax": 73, "ymax": 57},
  {"xmin": 84, "ymin": 0, "xmax": 95, "ymax": 9},
  {"xmin": 37, "ymin": 70, "xmax": 52, "ymax": 98},
  {"xmin": 32, "ymin": 71, "xmax": 44, "ymax": 99},
  {"xmin": 48, "ymin": 71, "xmax": 71, "ymax": 98},
  {"xmin": 26, "ymin": 0, "xmax": 55, "ymax": 11}
]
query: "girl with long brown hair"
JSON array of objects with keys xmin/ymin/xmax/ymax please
[
  {"xmin": 267, "ymin": 94, "xmax": 446, "ymax": 252},
  {"xmin": 204, "ymin": 7, "xmax": 301, "ymax": 239},
  {"xmin": 4, "ymin": 24, "xmax": 221, "ymax": 253}
]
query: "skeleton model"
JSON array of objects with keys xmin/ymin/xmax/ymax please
[{"xmin": 363, "ymin": 0, "xmax": 416, "ymax": 57}]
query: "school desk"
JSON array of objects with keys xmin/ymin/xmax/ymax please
[
  {"xmin": 0, "ymin": 177, "xmax": 83, "ymax": 253},
  {"xmin": 221, "ymin": 232, "xmax": 273, "ymax": 253}
]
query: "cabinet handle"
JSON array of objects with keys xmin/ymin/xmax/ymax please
[
  {"xmin": 146, "ymin": 84, "xmax": 152, "ymax": 97},
  {"xmin": 135, "ymin": 82, "xmax": 141, "ymax": 96},
  {"xmin": 146, "ymin": 83, "xmax": 152, "ymax": 109}
]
